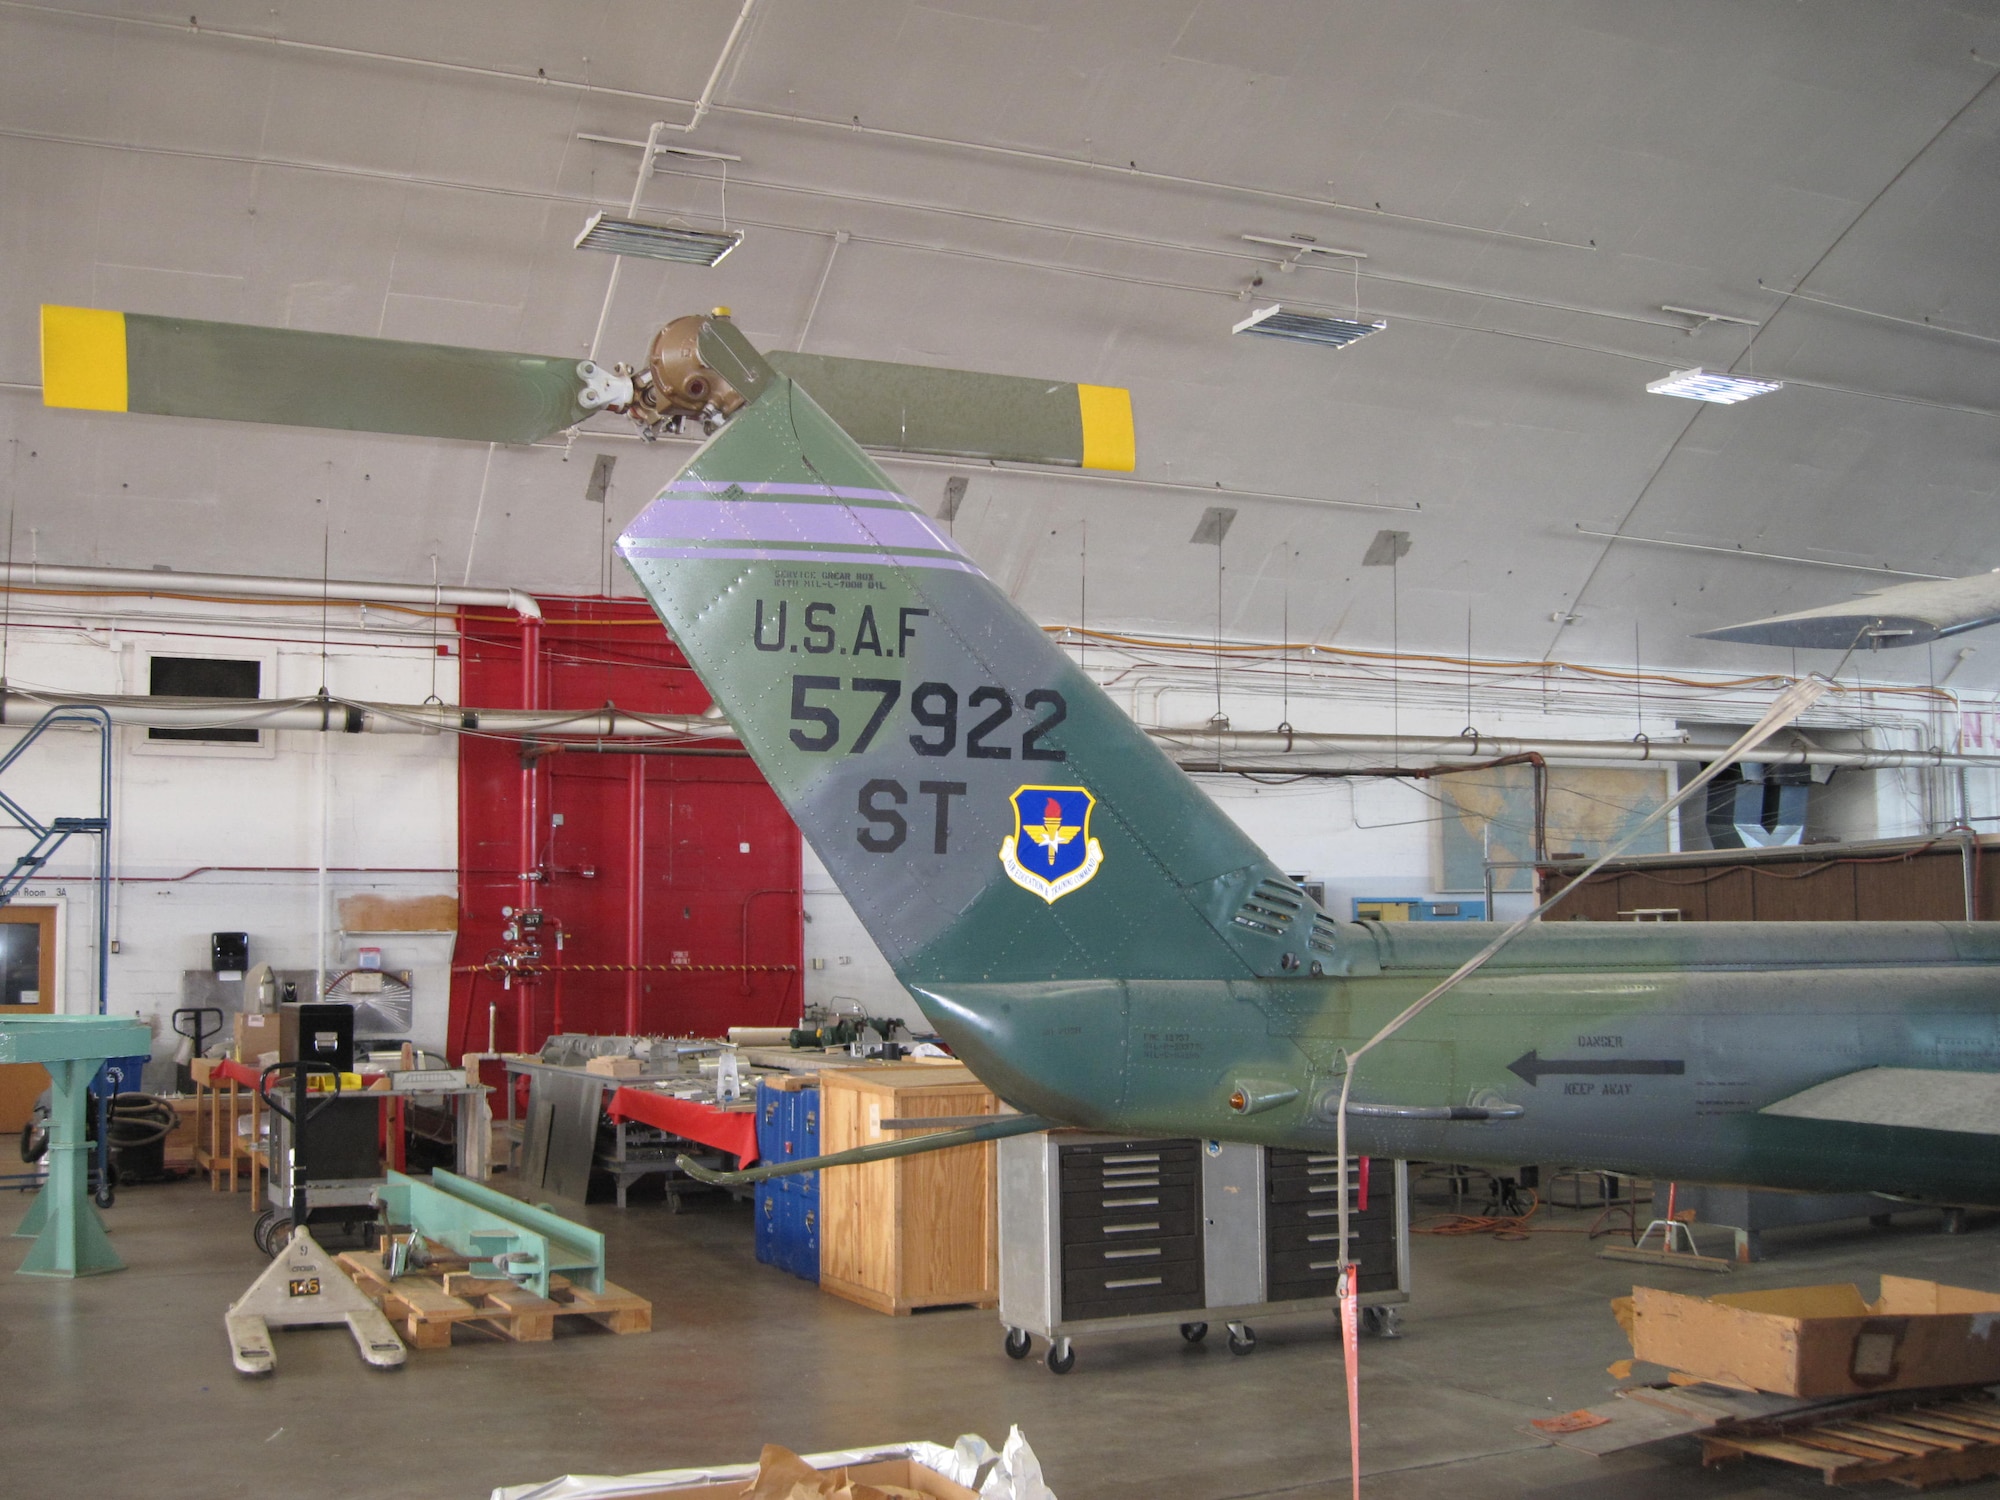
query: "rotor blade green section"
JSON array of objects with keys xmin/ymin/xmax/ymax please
[
  {"xmin": 119, "ymin": 313, "xmax": 592, "ymax": 443},
  {"xmin": 766, "ymin": 351, "xmax": 1134, "ymax": 470}
]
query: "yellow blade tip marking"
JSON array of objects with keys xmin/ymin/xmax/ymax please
[
  {"xmin": 40, "ymin": 306, "xmax": 128, "ymax": 413},
  {"xmin": 1077, "ymin": 384, "xmax": 1135, "ymax": 471}
]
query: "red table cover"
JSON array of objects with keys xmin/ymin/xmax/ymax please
[
  {"xmin": 211, "ymin": 1057, "xmax": 385, "ymax": 1091},
  {"xmin": 606, "ymin": 1088, "xmax": 759, "ymax": 1167}
]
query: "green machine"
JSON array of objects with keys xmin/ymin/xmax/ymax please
[{"xmin": 2, "ymin": 1015, "xmax": 152, "ymax": 1276}]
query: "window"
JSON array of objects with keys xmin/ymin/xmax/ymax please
[{"xmin": 148, "ymin": 656, "xmax": 261, "ymax": 743}]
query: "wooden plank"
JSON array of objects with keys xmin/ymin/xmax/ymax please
[
  {"xmin": 480, "ymin": 1284, "xmax": 556, "ymax": 1341},
  {"xmin": 1781, "ymin": 1431, "xmax": 1909, "ymax": 1462},
  {"xmin": 1834, "ymin": 1421, "xmax": 1951, "ymax": 1455},
  {"xmin": 1707, "ymin": 1434, "xmax": 1856, "ymax": 1475},
  {"xmin": 1893, "ymin": 1413, "xmax": 2000, "ymax": 1444},
  {"xmin": 1930, "ymin": 1402, "xmax": 2000, "ymax": 1434}
]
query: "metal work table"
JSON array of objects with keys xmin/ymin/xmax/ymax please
[
  {"xmin": 502, "ymin": 1056, "xmax": 738, "ymax": 1206},
  {"xmin": 0, "ymin": 1015, "xmax": 152, "ymax": 1276}
]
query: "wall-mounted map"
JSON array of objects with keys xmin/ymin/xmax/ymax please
[{"xmin": 1434, "ymin": 765, "xmax": 1671, "ymax": 893}]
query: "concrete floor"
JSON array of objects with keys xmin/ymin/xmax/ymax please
[{"xmin": 6, "ymin": 1174, "xmax": 2000, "ymax": 1500}]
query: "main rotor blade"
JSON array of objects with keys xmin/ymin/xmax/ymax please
[
  {"xmin": 41, "ymin": 306, "xmax": 595, "ymax": 444},
  {"xmin": 768, "ymin": 351, "xmax": 1134, "ymax": 471},
  {"xmin": 1698, "ymin": 570, "xmax": 2000, "ymax": 651},
  {"xmin": 40, "ymin": 306, "xmax": 1137, "ymax": 470}
]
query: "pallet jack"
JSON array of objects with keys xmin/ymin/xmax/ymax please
[{"xmin": 224, "ymin": 1060, "xmax": 405, "ymax": 1374}]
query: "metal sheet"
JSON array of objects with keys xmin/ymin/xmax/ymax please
[{"xmin": 1200, "ymin": 1139, "xmax": 1264, "ymax": 1307}]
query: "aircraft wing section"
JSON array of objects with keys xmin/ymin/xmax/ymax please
[{"xmin": 1761, "ymin": 1067, "xmax": 2000, "ymax": 1136}]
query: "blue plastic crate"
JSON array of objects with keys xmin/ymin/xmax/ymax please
[{"xmin": 90, "ymin": 1053, "xmax": 149, "ymax": 1098}]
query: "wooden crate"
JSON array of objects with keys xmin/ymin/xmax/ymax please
[
  {"xmin": 337, "ymin": 1248, "xmax": 651, "ymax": 1348},
  {"xmin": 818, "ymin": 1064, "xmax": 998, "ymax": 1315}
]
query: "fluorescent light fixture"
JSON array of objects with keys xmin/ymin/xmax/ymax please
[
  {"xmin": 1645, "ymin": 367, "xmax": 1782, "ymax": 404},
  {"xmin": 1241, "ymin": 234, "xmax": 1368, "ymax": 260},
  {"xmin": 574, "ymin": 212, "xmax": 742, "ymax": 266},
  {"xmin": 1232, "ymin": 304, "xmax": 1385, "ymax": 348}
]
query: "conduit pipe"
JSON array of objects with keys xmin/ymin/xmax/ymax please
[
  {"xmin": 1159, "ymin": 727, "xmax": 2000, "ymax": 772},
  {"xmin": 0, "ymin": 563, "xmax": 542, "ymax": 620},
  {"xmin": 4, "ymin": 691, "xmax": 2000, "ymax": 771}
]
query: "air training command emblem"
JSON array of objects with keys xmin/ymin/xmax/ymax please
[{"xmin": 1000, "ymin": 785, "xmax": 1104, "ymax": 904}]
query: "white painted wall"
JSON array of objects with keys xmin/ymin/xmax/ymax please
[{"xmin": 0, "ymin": 601, "xmax": 459, "ymax": 1065}]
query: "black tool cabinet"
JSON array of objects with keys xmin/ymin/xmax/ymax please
[{"xmin": 999, "ymin": 1132, "xmax": 1410, "ymax": 1373}]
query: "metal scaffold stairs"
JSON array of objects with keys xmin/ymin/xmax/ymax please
[{"xmin": 0, "ymin": 706, "xmax": 114, "ymax": 1012}]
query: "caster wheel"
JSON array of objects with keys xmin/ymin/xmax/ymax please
[
  {"xmin": 1228, "ymin": 1325, "xmax": 1257, "ymax": 1356},
  {"xmin": 1045, "ymin": 1339, "xmax": 1075, "ymax": 1375},
  {"xmin": 1360, "ymin": 1306, "xmax": 1403, "ymax": 1340},
  {"xmin": 1004, "ymin": 1328, "xmax": 1032, "ymax": 1360},
  {"xmin": 1180, "ymin": 1321, "xmax": 1208, "ymax": 1344},
  {"xmin": 252, "ymin": 1208, "xmax": 276, "ymax": 1255},
  {"xmin": 261, "ymin": 1216, "xmax": 292, "ymax": 1257},
  {"xmin": 94, "ymin": 1184, "xmax": 114, "ymax": 1209}
]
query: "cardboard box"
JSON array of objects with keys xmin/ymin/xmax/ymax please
[
  {"xmin": 563, "ymin": 1455, "xmax": 979, "ymax": 1500},
  {"xmin": 161, "ymin": 1096, "xmax": 199, "ymax": 1168},
  {"xmin": 1624, "ymin": 1276, "xmax": 2000, "ymax": 1398},
  {"xmin": 585, "ymin": 1055, "xmax": 642, "ymax": 1079},
  {"xmin": 233, "ymin": 1011, "xmax": 279, "ymax": 1064}
]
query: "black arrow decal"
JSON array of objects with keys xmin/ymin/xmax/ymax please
[{"xmin": 1507, "ymin": 1050, "xmax": 1686, "ymax": 1087}]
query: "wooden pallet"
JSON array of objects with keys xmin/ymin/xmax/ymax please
[
  {"xmin": 1702, "ymin": 1390, "xmax": 2000, "ymax": 1489},
  {"xmin": 336, "ymin": 1248, "xmax": 651, "ymax": 1349}
]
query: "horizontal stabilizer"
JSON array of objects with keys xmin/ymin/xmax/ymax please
[{"xmin": 1761, "ymin": 1067, "xmax": 2000, "ymax": 1136}]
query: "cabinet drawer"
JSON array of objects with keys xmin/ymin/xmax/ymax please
[
  {"xmin": 1267, "ymin": 1196, "xmax": 1392, "ymax": 1230},
  {"xmin": 1062, "ymin": 1254, "xmax": 1202, "ymax": 1305},
  {"xmin": 1266, "ymin": 1216, "xmax": 1393, "ymax": 1253},
  {"xmin": 1059, "ymin": 1139, "xmax": 1198, "ymax": 1165},
  {"xmin": 1056, "ymin": 1160, "xmax": 1192, "ymax": 1184},
  {"xmin": 1059, "ymin": 1209, "xmax": 1199, "ymax": 1243},
  {"xmin": 1062, "ymin": 1181, "xmax": 1199, "ymax": 1220},
  {"xmin": 1061, "ymin": 1233, "xmax": 1201, "ymax": 1274},
  {"xmin": 1063, "ymin": 1287, "xmax": 1206, "ymax": 1321},
  {"xmin": 1268, "ymin": 1241, "xmax": 1395, "ymax": 1284},
  {"xmin": 1267, "ymin": 1266, "xmax": 1397, "ymax": 1303}
]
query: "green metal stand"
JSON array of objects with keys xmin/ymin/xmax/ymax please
[{"xmin": 1, "ymin": 1015, "xmax": 152, "ymax": 1277}]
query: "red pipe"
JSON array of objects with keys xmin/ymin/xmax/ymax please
[
  {"xmin": 516, "ymin": 614, "xmax": 543, "ymax": 1052},
  {"xmin": 625, "ymin": 756, "xmax": 646, "ymax": 1034}
]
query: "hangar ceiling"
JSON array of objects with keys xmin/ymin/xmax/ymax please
[{"xmin": 2, "ymin": 0, "xmax": 1997, "ymax": 699}]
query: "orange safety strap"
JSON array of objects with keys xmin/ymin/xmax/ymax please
[{"xmin": 1339, "ymin": 1262, "xmax": 1362, "ymax": 1499}]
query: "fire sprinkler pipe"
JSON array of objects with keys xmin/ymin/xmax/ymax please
[
  {"xmin": 626, "ymin": 757, "xmax": 646, "ymax": 1035},
  {"xmin": 0, "ymin": 563, "xmax": 542, "ymax": 620}
]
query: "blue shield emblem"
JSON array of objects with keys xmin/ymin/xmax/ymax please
[{"xmin": 1000, "ymin": 785, "xmax": 1104, "ymax": 904}]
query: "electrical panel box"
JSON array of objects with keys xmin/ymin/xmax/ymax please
[{"xmin": 1352, "ymin": 897, "xmax": 1485, "ymax": 922}]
